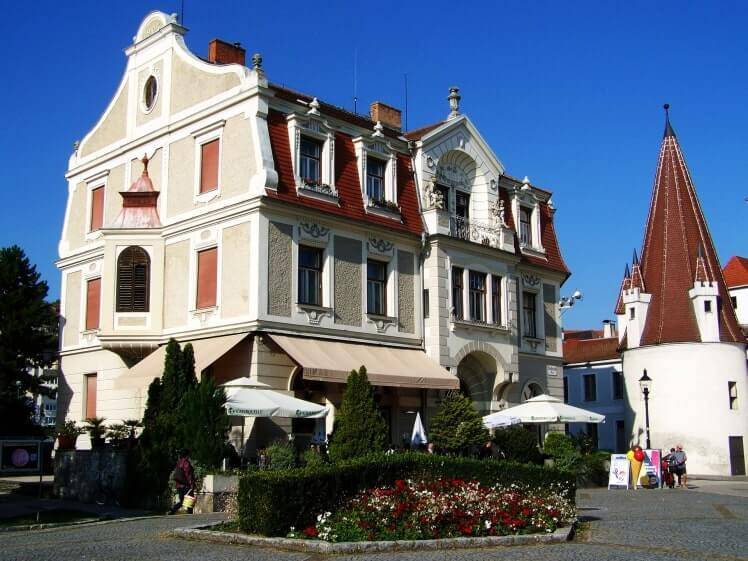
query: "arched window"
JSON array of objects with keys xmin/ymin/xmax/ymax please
[{"xmin": 117, "ymin": 247, "xmax": 150, "ymax": 312}]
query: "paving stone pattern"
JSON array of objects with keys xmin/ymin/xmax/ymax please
[{"xmin": 3, "ymin": 487, "xmax": 747, "ymax": 561}]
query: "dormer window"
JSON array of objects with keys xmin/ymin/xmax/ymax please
[
  {"xmin": 300, "ymin": 137, "xmax": 322, "ymax": 185},
  {"xmin": 287, "ymin": 106, "xmax": 337, "ymax": 201},
  {"xmin": 353, "ymin": 127, "xmax": 398, "ymax": 216},
  {"xmin": 519, "ymin": 207, "xmax": 532, "ymax": 245}
]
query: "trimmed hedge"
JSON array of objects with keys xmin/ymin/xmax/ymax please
[{"xmin": 237, "ymin": 452, "xmax": 575, "ymax": 536}]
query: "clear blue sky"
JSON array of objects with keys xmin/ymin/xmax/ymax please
[{"xmin": 1, "ymin": 1, "xmax": 746, "ymax": 330}]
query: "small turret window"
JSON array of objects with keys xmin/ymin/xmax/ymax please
[
  {"xmin": 704, "ymin": 300, "xmax": 712, "ymax": 313},
  {"xmin": 117, "ymin": 247, "xmax": 150, "ymax": 312},
  {"xmin": 143, "ymin": 76, "xmax": 158, "ymax": 111}
]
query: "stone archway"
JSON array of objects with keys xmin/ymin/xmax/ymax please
[
  {"xmin": 453, "ymin": 342, "xmax": 511, "ymax": 402},
  {"xmin": 456, "ymin": 351, "xmax": 502, "ymax": 415}
]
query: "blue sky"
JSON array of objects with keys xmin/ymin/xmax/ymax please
[{"xmin": 0, "ymin": 1, "xmax": 746, "ymax": 330}]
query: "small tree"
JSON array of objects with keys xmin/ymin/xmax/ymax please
[
  {"xmin": 492, "ymin": 426, "xmax": 542, "ymax": 464},
  {"xmin": 179, "ymin": 376, "xmax": 229, "ymax": 468},
  {"xmin": 429, "ymin": 392, "xmax": 489, "ymax": 455},
  {"xmin": 329, "ymin": 366, "xmax": 387, "ymax": 463}
]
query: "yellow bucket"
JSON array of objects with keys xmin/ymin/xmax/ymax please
[{"xmin": 182, "ymin": 493, "xmax": 196, "ymax": 509}]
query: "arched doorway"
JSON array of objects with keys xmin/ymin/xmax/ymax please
[
  {"xmin": 521, "ymin": 382, "xmax": 544, "ymax": 402},
  {"xmin": 456, "ymin": 351, "xmax": 498, "ymax": 415}
]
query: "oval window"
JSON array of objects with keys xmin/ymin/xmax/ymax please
[{"xmin": 143, "ymin": 76, "xmax": 158, "ymax": 111}]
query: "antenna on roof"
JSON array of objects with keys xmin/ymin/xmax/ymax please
[
  {"xmin": 404, "ymin": 73, "xmax": 409, "ymax": 131},
  {"xmin": 353, "ymin": 48, "xmax": 358, "ymax": 114}
]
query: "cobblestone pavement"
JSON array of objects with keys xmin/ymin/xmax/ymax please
[{"xmin": 4, "ymin": 486, "xmax": 747, "ymax": 561}]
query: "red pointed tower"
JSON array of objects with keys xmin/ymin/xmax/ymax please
[
  {"xmin": 618, "ymin": 106, "xmax": 748, "ymax": 477},
  {"xmin": 110, "ymin": 155, "xmax": 162, "ymax": 229}
]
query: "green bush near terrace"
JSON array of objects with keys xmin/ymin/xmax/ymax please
[{"xmin": 237, "ymin": 452, "xmax": 575, "ymax": 536}]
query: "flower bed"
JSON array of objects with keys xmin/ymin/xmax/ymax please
[{"xmin": 289, "ymin": 478, "xmax": 573, "ymax": 543}]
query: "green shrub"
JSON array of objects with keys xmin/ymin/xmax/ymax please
[
  {"xmin": 237, "ymin": 452, "xmax": 575, "ymax": 536},
  {"xmin": 429, "ymin": 393, "xmax": 489, "ymax": 455},
  {"xmin": 301, "ymin": 447, "xmax": 326, "ymax": 467},
  {"xmin": 492, "ymin": 426, "xmax": 542, "ymax": 464},
  {"xmin": 328, "ymin": 367, "xmax": 387, "ymax": 462},
  {"xmin": 266, "ymin": 440, "xmax": 296, "ymax": 469}
]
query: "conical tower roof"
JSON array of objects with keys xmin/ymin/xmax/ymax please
[
  {"xmin": 111, "ymin": 155, "xmax": 162, "ymax": 229},
  {"xmin": 634, "ymin": 106, "xmax": 742, "ymax": 345}
]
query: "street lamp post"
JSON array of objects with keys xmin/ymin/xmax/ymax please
[{"xmin": 638, "ymin": 370, "xmax": 653, "ymax": 449}]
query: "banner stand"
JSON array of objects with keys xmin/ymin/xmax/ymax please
[{"xmin": 607, "ymin": 454, "xmax": 630, "ymax": 489}]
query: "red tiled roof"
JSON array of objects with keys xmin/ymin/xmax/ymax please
[
  {"xmin": 403, "ymin": 121, "xmax": 445, "ymax": 140},
  {"xmin": 633, "ymin": 119, "xmax": 743, "ymax": 345},
  {"xmin": 723, "ymin": 256, "xmax": 748, "ymax": 288},
  {"xmin": 264, "ymin": 109, "xmax": 423, "ymax": 236},
  {"xmin": 614, "ymin": 265, "xmax": 631, "ymax": 315},
  {"xmin": 564, "ymin": 329, "xmax": 604, "ymax": 341},
  {"xmin": 563, "ymin": 337, "xmax": 620, "ymax": 364}
]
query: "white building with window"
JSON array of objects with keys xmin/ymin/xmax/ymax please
[
  {"xmin": 724, "ymin": 256, "xmax": 748, "ymax": 334},
  {"xmin": 56, "ymin": 12, "xmax": 570, "ymax": 453}
]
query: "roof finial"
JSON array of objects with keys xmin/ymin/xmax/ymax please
[
  {"xmin": 632, "ymin": 248, "xmax": 640, "ymax": 266},
  {"xmin": 624, "ymin": 263, "xmax": 631, "ymax": 279},
  {"xmin": 663, "ymin": 103, "xmax": 676, "ymax": 138},
  {"xmin": 447, "ymin": 87, "xmax": 461, "ymax": 119},
  {"xmin": 142, "ymin": 154, "xmax": 149, "ymax": 175}
]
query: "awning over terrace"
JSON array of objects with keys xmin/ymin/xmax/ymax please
[{"xmin": 268, "ymin": 334, "xmax": 459, "ymax": 390}]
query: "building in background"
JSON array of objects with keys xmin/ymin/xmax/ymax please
[
  {"xmin": 56, "ymin": 12, "xmax": 569, "ymax": 452},
  {"xmin": 563, "ymin": 321, "xmax": 625, "ymax": 451},
  {"xmin": 614, "ymin": 108, "xmax": 747, "ymax": 476},
  {"xmin": 724, "ymin": 256, "xmax": 748, "ymax": 335},
  {"xmin": 28, "ymin": 364, "xmax": 58, "ymax": 427}
]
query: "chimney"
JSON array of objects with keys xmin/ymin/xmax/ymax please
[
  {"xmin": 208, "ymin": 39, "xmax": 246, "ymax": 66},
  {"xmin": 370, "ymin": 101, "xmax": 402, "ymax": 131},
  {"xmin": 602, "ymin": 320, "xmax": 617, "ymax": 338}
]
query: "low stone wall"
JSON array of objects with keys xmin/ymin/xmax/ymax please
[
  {"xmin": 194, "ymin": 474, "xmax": 239, "ymax": 514},
  {"xmin": 54, "ymin": 450, "xmax": 127, "ymax": 503}
]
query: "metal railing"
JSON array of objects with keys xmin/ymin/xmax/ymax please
[{"xmin": 449, "ymin": 216, "xmax": 502, "ymax": 248}]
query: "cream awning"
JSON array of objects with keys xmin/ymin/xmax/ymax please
[
  {"xmin": 115, "ymin": 333, "xmax": 247, "ymax": 390},
  {"xmin": 268, "ymin": 334, "xmax": 458, "ymax": 390}
]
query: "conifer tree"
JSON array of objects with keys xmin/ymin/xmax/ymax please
[
  {"xmin": 180, "ymin": 343, "xmax": 198, "ymax": 389},
  {"xmin": 179, "ymin": 376, "xmax": 229, "ymax": 468},
  {"xmin": 328, "ymin": 366, "xmax": 387, "ymax": 462},
  {"xmin": 429, "ymin": 392, "xmax": 489, "ymax": 455}
]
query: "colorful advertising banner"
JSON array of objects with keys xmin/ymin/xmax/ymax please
[
  {"xmin": 641, "ymin": 449, "xmax": 662, "ymax": 488},
  {"xmin": 608, "ymin": 454, "xmax": 630, "ymax": 489}
]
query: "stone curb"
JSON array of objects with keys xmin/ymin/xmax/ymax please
[{"xmin": 170, "ymin": 521, "xmax": 574, "ymax": 553}]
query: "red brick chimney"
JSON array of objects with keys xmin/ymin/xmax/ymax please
[
  {"xmin": 208, "ymin": 39, "xmax": 246, "ymax": 66},
  {"xmin": 370, "ymin": 101, "xmax": 402, "ymax": 131}
]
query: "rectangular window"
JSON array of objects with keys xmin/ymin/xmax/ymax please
[
  {"xmin": 90, "ymin": 187, "xmax": 105, "ymax": 232},
  {"xmin": 200, "ymin": 139, "xmax": 220, "ymax": 193},
  {"xmin": 366, "ymin": 157, "xmax": 385, "ymax": 201},
  {"xmin": 615, "ymin": 420, "xmax": 626, "ymax": 453},
  {"xmin": 468, "ymin": 271, "xmax": 486, "ymax": 322},
  {"xmin": 300, "ymin": 137, "xmax": 322, "ymax": 184},
  {"xmin": 519, "ymin": 207, "xmax": 532, "ymax": 245},
  {"xmin": 491, "ymin": 275, "xmax": 502, "ymax": 324},
  {"xmin": 584, "ymin": 374, "xmax": 597, "ymax": 402},
  {"xmin": 522, "ymin": 291, "xmax": 537, "ymax": 337},
  {"xmin": 587, "ymin": 423, "xmax": 599, "ymax": 449},
  {"xmin": 612, "ymin": 371, "xmax": 624, "ymax": 400},
  {"xmin": 196, "ymin": 247, "xmax": 218, "ymax": 309},
  {"xmin": 85, "ymin": 374, "xmax": 97, "ymax": 419},
  {"xmin": 423, "ymin": 289, "xmax": 430, "ymax": 319},
  {"xmin": 85, "ymin": 278, "xmax": 101, "ymax": 331},
  {"xmin": 731, "ymin": 296, "xmax": 738, "ymax": 309},
  {"xmin": 729, "ymin": 381, "xmax": 738, "ymax": 410},
  {"xmin": 455, "ymin": 192, "xmax": 470, "ymax": 219},
  {"xmin": 629, "ymin": 307, "xmax": 636, "ymax": 319},
  {"xmin": 367, "ymin": 260, "xmax": 387, "ymax": 315},
  {"xmin": 563, "ymin": 376, "xmax": 568, "ymax": 403},
  {"xmin": 298, "ymin": 245, "xmax": 323, "ymax": 306},
  {"xmin": 704, "ymin": 300, "xmax": 712, "ymax": 313},
  {"xmin": 452, "ymin": 267, "xmax": 464, "ymax": 320}
]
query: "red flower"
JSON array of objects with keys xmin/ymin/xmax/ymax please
[
  {"xmin": 303, "ymin": 526, "xmax": 318, "ymax": 538},
  {"xmin": 460, "ymin": 524, "xmax": 473, "ymax": 535}
]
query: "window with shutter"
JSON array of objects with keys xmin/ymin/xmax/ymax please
[
  {"xmin": 85, "ymin": 278, "xmax": 101, "ymax": 330},
  {"xmin": 90, "ymin": 187, "xmax": 105, "ymax": 231},
  {"xmin": 116, "ymin": 247, "xmax": 150, "ymax": 312},
  {"xmin": 85, "ymin": 374, "xmax": 97, "ymax": 419},
  {"xmin": 196, "ymin": 247, "xmax": 218, "ymax": 309},
  {"xmin": 200, "ymin": 139, "xmax": 220, "ymax": 193}
]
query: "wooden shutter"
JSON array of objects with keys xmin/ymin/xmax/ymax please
[
  {"xmin": 85, "ymin": 374, "xmax": 97, "ymax": 419},
  {"xmin": 196, "ymin": 247, "xmax": 218, "ymax": 308},
  {"xmin": 90, "ymin": 187, "xmax": 105, "ymax": 231},
  {"xmin": 85, "ymin": 278, "xmax": 101, "ymax": 330},
  {"xmin": 117, "ymin": 247, "xmax": 150, "ymax": 312},
  {"xmin": 200, "ymin": 140, "xmax": 220, "ymax": 193}
]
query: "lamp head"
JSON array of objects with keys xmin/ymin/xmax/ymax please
[{"xmin": 638, "ymin": 369, "xmax": 653, "ymax": 393}]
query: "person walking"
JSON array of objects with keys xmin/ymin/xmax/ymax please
[
  {"xmin": 673, "ymin": 444, "xmax": 688, "ymax": 488},
  {"xmin": 168, "ymin": 449, "xmax": 195, "ymax": 514}
]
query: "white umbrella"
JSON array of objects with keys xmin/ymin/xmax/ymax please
[
  {"xmin": 482, "ymin": 411, "xmax": 522, "ymax": 429},
  {"xmin": 500, "ymin": 394, "xmax": 605, "ymax": 424},
  {"xmin": 411, "ymin": 412, "xmax": 428, "ymax": 446},
  {"xmin": 221, "ymin": 377, "xmax": 328, "ymax": 418}
]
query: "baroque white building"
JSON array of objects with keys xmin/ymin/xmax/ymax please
[
  {"xmin": 614, "ymin": 108, "xmax": 748, "ymax": 476},
  {"xmin": 56, "ymin": 12, "xmax": 570, "ymax": 453}
]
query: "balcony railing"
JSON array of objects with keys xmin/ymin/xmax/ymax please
[{"xmin": 449, "ymin": 216, "xmax": 502, "ymax": 248}]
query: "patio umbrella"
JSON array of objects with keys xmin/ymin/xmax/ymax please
[
  {"xmin": 500, "ymin": 394, "xmax": 605, "ymax": 424},
  {"xmin": 482, "ymin": 410, "xmax": 522, "ymax": 429},
  {"xmin": 411, "ymin": 412, "xmax": 428, "ymax": 446},
  {"xmin": 221, "ymin": 377, "xmax": 328, "ymax": 418}
]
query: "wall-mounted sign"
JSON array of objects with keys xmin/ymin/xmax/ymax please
[{"xmin": 0, "ymin": 441, "xmax": 41, "ymax": 473}]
